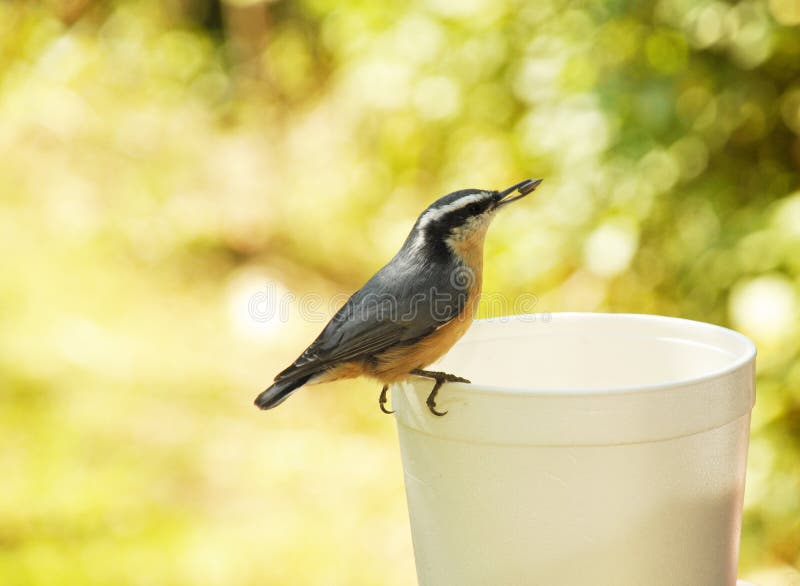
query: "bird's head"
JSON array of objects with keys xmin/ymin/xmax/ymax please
[{"xmin": 410, "ymin": 179, "xmax": 542, "ymax": 254}]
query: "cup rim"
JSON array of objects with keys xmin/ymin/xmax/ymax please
[{"xmin": 419, "ymin": 312, "xmax": 757, "ymax": 398}]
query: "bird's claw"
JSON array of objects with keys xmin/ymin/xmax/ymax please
[
  {"xmin": 425, "ymin": 379, "xmax": 449, "ymax": 416},
  {"xmin": 379, "ymin": 384, "xmax": 394, "ymax": 414},
  {"xmin": 426, "ymin": 396, "xmax": 448, "ymax": 417}
]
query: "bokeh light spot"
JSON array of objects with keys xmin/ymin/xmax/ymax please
[
  {"xmin": 227, "ymin": 269, "xmax": 291, "ymax": 340},
  {"xmin": 772, "ymin": 191, "xmax": 800, "ymax": 238},
  {"xmin": 583, "ymin": 220, "xmax": 640, "ymax": 278},
  {"xmin": 769, "ymin": 0, "xmax": 800, "ymax": 25},
  {"xmin": 730, "ymin": 274, "xmax": 799, "ymax": 344}
]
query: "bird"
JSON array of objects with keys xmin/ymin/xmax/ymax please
[{"xmin": 255, "ymin": 178, "xmax": 542, "ymax": 416}]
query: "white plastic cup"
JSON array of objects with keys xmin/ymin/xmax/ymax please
[{"xmin": 392, "ymin": 313, "xmax": 756, "ymax": 586}]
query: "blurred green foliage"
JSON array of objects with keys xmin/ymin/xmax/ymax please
[{"xmin": 1, "ymin": 0, "xmax": 799, "ymax": 584}]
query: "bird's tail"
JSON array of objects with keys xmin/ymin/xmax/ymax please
[{"xmin": 254, "ymin": 374, "xmax": 312, "ymax": 410}]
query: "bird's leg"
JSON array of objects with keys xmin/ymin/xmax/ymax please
[
  {"xmin": 379, "ymin": 384, "xmax": 393, "ymax": 415},
  {"xmin": 409, "ymin": 369, "xmax": 471, "ymax": 417}
]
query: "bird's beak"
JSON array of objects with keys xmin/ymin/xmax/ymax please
[{"xmin": 496, "ymin": 178, "xmax": 543, "ymax": 208}]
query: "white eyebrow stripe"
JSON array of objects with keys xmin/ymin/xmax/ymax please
[{"xmin": 418, "ymin": 192, "xmax": 490, "ymax": 229}]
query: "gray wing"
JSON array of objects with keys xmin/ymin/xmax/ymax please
[{"xmin": 275, "ymin": 257, "xmax": 466, "ymax": 382}]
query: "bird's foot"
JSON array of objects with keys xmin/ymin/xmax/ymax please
[
  {"xmin": 379, "ymin": 384, "xmax": 393, "ymax": 414},
  {"xmin": 409, "ymin": 369, "xmax": 471, "ymax": 417}
]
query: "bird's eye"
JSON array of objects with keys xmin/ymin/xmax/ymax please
[{"xmin": 467, "ymin": 202, "xmax": 482, "ymax": 215}]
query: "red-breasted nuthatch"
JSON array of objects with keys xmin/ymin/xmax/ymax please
[{"xmin": 255, "ymin": 178, "xmax": 542, "ymax": 416}]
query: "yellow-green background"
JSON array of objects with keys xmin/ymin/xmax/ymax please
[{"xmin": 1, "ymin": 0, "xmax": 799, "ymax": 584}]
